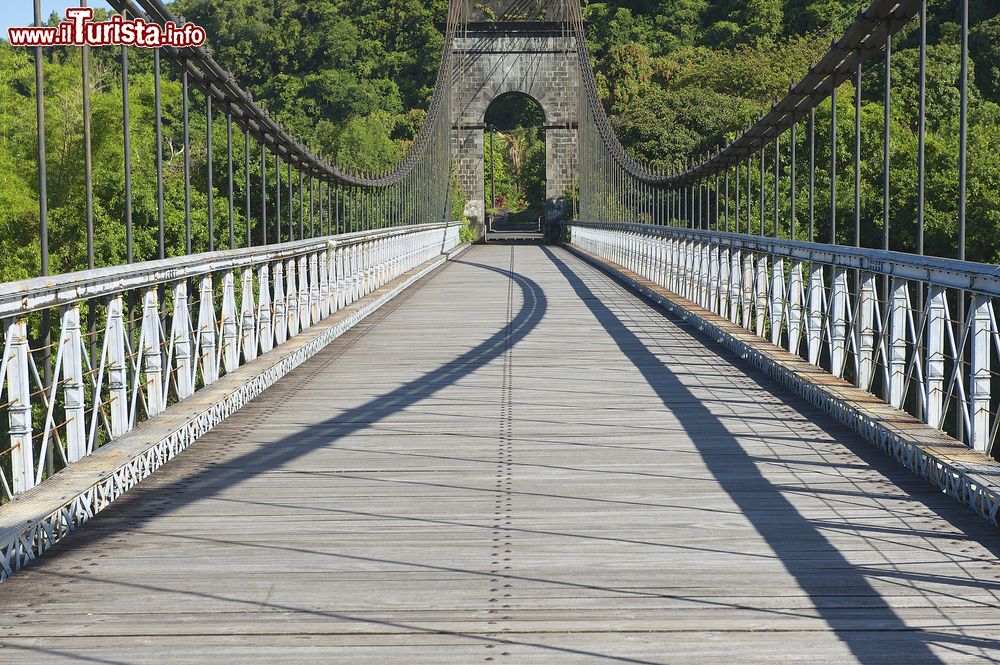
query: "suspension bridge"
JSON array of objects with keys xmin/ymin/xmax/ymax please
[{"xmin": 1, "ymin": 0, "xmax": 999, "ymax": 662}]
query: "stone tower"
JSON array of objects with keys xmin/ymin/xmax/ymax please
[{"xmin": 451, "ymin": 0, "xmax": 578, "ymax": 234}]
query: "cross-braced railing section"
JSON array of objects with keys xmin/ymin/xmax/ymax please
[
  {"xmin": 5, "ymin": 0, "xmax": 464, "ymax": 501},
  {"xmin": 1, "ymin": 0, "xmax": 469, "ymax": 502},
  {"xmin": 570, "ymin": 222, "xmax": 1000, "ymax": 456},
  {"xmin": 0, "ymin": 223, "xmax": 460, "ymax": 501},
  {"xmin": 19, "ymin": 0, "xmax": 461, "ymax": 278}
]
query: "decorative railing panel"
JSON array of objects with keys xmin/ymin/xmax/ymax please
[
  {"xmin": 569, "ymin": 222, "xmax": 1000, "ymax": 456},
  {"xmin": 0, "ymin": 223, "xmax": 460, "ymax": 501}
]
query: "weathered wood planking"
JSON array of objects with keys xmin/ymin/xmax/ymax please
[{"xmin": 1, "ymin": 245, "xmax": 999, "ymax": 664}]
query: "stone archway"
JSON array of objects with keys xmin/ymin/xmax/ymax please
[
  {"xmin": 483, "ymin": 91, "xmax": 546, "ymax": 220},
  {"xmin": 451, "ymin": 2, "xmax": 578, "ymax": 236}
]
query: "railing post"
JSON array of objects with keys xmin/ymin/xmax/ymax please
[
  {"xmin": 970, "ymin": 295, "xmax": 992, "ymax": 451},
  {"xmin": 343, "ymin": 245, "xmax": 352, "ymax": 306},
  {"xmin": 888, "ymin": 278, "xmax": 909, "ymax": 408},
  {"xmin": 173, "ymin": 280, "xmax": 194, "ymax": 400},
  {"xmin": 361, "ymin": 241, "xmax": 370, "ymax": 297},
  {"xmin": 324, "ymin": 246, "xmax": 335, "ymax": 315},
  {"xmin": 378, "ymin": 237, "xmax": 384, "ymax": 287},
  {"xmin": 657, "ymin": 236, "xmax": 667, "ymax": 288},
  {"xmin": 718, "ymin": 246, "xmax": 730, "ymax": 317},
  {"xmin": 379, "ymin": 237, "xmax": 387, "ymax": 286},
  {"xmin": 754, "ymin": 254, "xmax": 768, "ymax": 337},
  {"xmin": 299, "ymin": 254, "xmax": 310, "ymax": 330},
  {"xmin": 729, "ymin": 249, "xmax": 741, "ymax": 323},
  {"xmin": 787, "ymin": 260, "xmax": 804, "ymax": 355},
  {"xmin": 647, "ymin": 237, "xmax": 655, "ymax": 283},
  {"xmin": 686, "ymin": 239, "xmax": 696, "ymax": 301},
  {"xmin": 199, "ymin": 275, "xmax": 218, "ymax": 386},
  {"xmin": 700, "ymin": 242, "xmax": 711, "ymax": 308},
  {"xmin": 346, "ymin": 244, "xmax": 355, "ymax": 305},
  {"xmin": 350, "ymin": 244, "xmax": 360, "ymax": 304},
  {"xmin": 807, "ymin": 264, "xmax": 824, "ymax": 365},
  {"xmin": 741, "ymin": 252, "xmax": 753, "ymax": 330},
  {"xmin": 221, "ymin": 270, "xmax": 239, "ymax": 374},
  {"xmin": 7, "ymin": 319, "xmax": 34, "ymax": 494},
  {"xmin": 925, "ymin": 285, "xmax": 946, "ymax": 427},
  {"xmin": 641, "ymin": 236, "xmax": 650, "ymax": 280},
  {"xmin": 317, "ymin": 249, "xmax": 329, "ymax": 320},
  {"xmin": 107, "ymin": 295, "xmax": 129, "ymax": 438},
  {"xmin": 334, "ymin": 246, "xmax": 344, "ymax": 311},
  {"xmin": 61, "ymin": 304, "xmax": 86, "ymax": 463},
  {"xmin": 367, "ymin": 240, "xmax": 375, "ymax": 294},
  {"xmin": 831, "ymin": 268, "xmax": 849, "ymax": 377},
  {"xmin": 273, "ymin": 262, "xmax": 287, "ymax": 345},
  {"xmin": 770, "ymin": 257, "xmax": 785, "ymax": 346},
  {"xmin": 858, "ymin": 272, "xmax": 877, "ymax": 391},
  {"xmin": 241, "ymin": 268, "xmax": 258, "ymax": 362},
  {"xmin": 285, "ymin": 259, "xmax": 298, "ymax": 339},
  {"xmin": 258, "ymin": 264, "xmax": 273, "ymax": 353},
  {"xmin": 142, "ymin": 287, "xmax": 165, "ymax": 417},
  {"xmin": 705, "ymin": 243, "xmax": 717, "ymax": 311},
  {"xmin": 310, "ymin": 252, "xmax": 321, "ymax": 325}
]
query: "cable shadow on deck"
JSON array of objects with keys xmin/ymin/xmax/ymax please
[{"xmin": 541, "ymin": 246, "xmax": 1000, "ymax": 665}]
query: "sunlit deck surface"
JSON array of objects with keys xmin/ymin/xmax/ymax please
[{"xmin": 2, "ymin": 245, "xmax": 999, "ymax": 664}]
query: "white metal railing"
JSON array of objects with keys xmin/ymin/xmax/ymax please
[
  {"xmin": 0, "ymin": 223, "xmax": 460, "ymax": 500},
  {"xmin": 568, "ymin": 222, "xmax": 1000, "ymax": 455}
]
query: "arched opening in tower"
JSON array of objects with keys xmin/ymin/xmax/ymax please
[{"xmin": 483, "ymin": 92, "xmax": 546, "ymax": 233}]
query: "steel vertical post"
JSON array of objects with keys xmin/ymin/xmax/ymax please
[
  {"xmin": 227, "ymin": 110, "xmax": 234, "ymax": 249},
  {"xmin": 244, "ymin": 129, "xmax": 251, "ymax": 247},
  {"xmin": 121, "ymin": 40, "xmax": 132, "ymax": 263},
  {"xmin": 830, "ymin": 84, "xmax": 837, "ymax": 244},
  {"xmin": 82, "ymin": 0, "xmax": 94, "ymax": 268},
  {"xmin": 154, "ymin": 49, "xmax": 165, "ymax": 259},
  {"xmin": 854, "ymin": 64, "xmax": 862, "ymax": 249},
  {"xmin": 917, "ymin": 1, "xmax": 926, "ymax": 255},
  {"xmin": 33, "ymin": 0, "xmax": 48, "ymax": 275},
  {"xmin": 883, "ymin": 33, "xmax": 891, "ymax": 253},
  {"xmin": 790, "ymin": 123, "xmax": 796, "ymax": 240},
  {"xmin": 261, "ymin": 142, "xmax": 267, "ymax": 245},
  {"xmin": 958, "ymin": 0, "xmax": 968, "ymax": 262},
  {"xmin": 183, "ymin": 67, "xmax": 191, "ymax": 255},
  {"xmin": 206, "ymin": 95, "xmax": 214, "ymax": 252},
  {"xmin": 808, "ymin": 108, "xmax": 815, "ymax": 242}
]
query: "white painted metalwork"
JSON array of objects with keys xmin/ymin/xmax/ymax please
[
  {"xmin": 569, "ymin": 222, "xmax": 1000, "ymax": 455},
  {"xmin": 0, "ymin": 223, "xmax": 460, "ymax": 501}
]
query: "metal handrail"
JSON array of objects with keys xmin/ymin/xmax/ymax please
[
  {"xmin": 0, "ymin": 223, "xmax": 460, "ymax": 318},
  {"xmin": 569, "ymin": 222, "xmax": 1000, "ymax": 296}
]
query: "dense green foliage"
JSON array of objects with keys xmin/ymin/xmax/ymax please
[
  {"xmin": 584, "ymin": 0, "xmax": 1000, "ymax": 261},
  {"xmin": 1, "ymin": 0, "xmax": 999, "ymax": 281},
  {"xmin": 0, "ymin": 34, "xmax": 250, "ymax": 281},
  {"xmin": 0, "ymin": 1, "xmax": 457, "ymax": 281},
  {"xmin": 175, "ymin": 0, "xmax": 449, "ymax": 169}
]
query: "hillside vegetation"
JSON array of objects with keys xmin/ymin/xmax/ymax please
[{"xmin": 0, "ymin": 0, "xmax": 998, "ymax": 279}]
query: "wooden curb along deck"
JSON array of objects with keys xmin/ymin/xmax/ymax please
[
  {"xmin": 0, "ymin": 243, "xmax": 471, "ymax": 580},
  {"xmin": 563, "ymin": 242, "xmax": 1000, "ymax": 527}
]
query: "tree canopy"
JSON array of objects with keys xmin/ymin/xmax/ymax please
[{"xmin": 1, "ymin": 0, "xmax": 999, "ymax": 280}]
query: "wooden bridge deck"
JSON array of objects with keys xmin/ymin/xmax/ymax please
[{"xmin": 2, "ymin": 245, "xmax": 999, "ymax": 664}]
